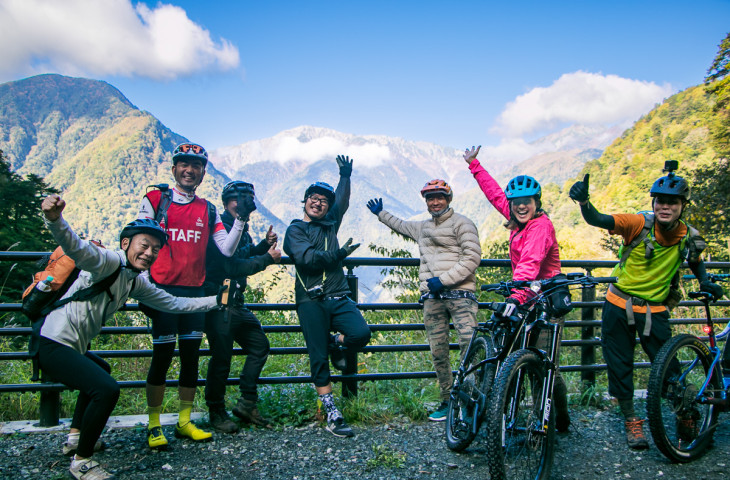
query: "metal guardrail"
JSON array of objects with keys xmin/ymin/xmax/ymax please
[{"xmin": 1, "ymin": 252, "xmax": 728, "ymax": 426}]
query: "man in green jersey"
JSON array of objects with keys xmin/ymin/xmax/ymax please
[{"xmin": 569, "ymin": 164, "xmax": 723, "ymax": 449}]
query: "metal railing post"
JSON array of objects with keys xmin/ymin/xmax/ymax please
[
  {"xmin": 581, "ymin": 268, "xmax": 596, "ymax": 389},
  {"xmin": 342, "ymin": 267, "xmax": 359, "ymax": 398},
  {"xmin": 38, "ymin": 371, "xmax": 60, "ymax": 427}
]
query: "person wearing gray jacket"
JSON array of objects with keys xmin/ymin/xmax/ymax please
[
  {"xmin": 38, "ymin": 194, "xmax": 224, "ymax": 480},
  {"xmin": 367, "ymin": 179, "xmax": 482, "ymax": 421}
]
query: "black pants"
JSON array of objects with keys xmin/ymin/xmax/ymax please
[
  {"xmin": 601, "ymin": 302, "xmax": 671, "ymax": 400},
  {"xmin": 38, "ymin": 337, "xmax": 120, "ymax": 458},
  {"xmin": 204, "ymin": 307, "xmax": 270, "ymax": 407},
  {"xmin": 297, "ymin": 297, "xmax": 371, "ymax": 387}
]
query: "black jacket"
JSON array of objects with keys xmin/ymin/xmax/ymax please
[
  {"xmin": 204, "ymin": 210, "xmax": 274, "ymax": 297},
  {"xmin": 283, "ymin": 175, "xmax": 352, "ymax": 304}
]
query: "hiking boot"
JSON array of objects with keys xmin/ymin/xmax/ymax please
[
  {"xmin": 209, "ymin": 407, "xmax": 239, "ymax": 434},
  {"xmin": 676, "ymin": 408, "xmax": 701, "ymax": 441},
  {"xmin": 62, "ymin": 438, "xmax": 105, "ymax": 456},
  {"xmin": 232, "ymin": 398, "xmax": 273, "ymax": 428},
  {"xmin": 428, "ymin": 402, "xmax": 449, "ymax": 422},
  {"xmin": 624, "ymin": 417, "xmax": 649, "ymax": 449},
  {"xmin": 175, "ymin": 421, "xmax": 213, "ymax": 442},
  {"xmin": 69, "ymin": 458, "xmax": 115, "ymax": 480},
  {"xmin": 147, "ymin": 426, "xmax": 168, "ymax": 449},
  {"xmin": 329, "ymin": 334, "xmax": 347, "ymax": 371},
  {"xmin": 326, "ymin": 416, "xmax": 354, "ymax": 437}
]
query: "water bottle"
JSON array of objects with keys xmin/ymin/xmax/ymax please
[
  {"xmin": 36, "ymin": 276, "xmax": 54, "ymax": 292},
  {"xmin": 22, "ymin": 276, "xmax": 55, "ymax": 319}
]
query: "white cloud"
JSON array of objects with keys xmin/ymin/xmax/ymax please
[
  {"xmin": 478, "ymin": 138, "xmax": 538, "ymax": 164},
  {"xmin": 273, "ymin": 136, "xmax": 391, "ymax": 167},
  {"xmin": 0, "ymin": 0, "xmax": 239, "ymax": 80},
  {"xmin": 492, "ymin": 71, "xmax": 673, "ymax": 137}
]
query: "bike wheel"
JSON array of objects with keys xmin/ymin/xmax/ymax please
[
  {"xmin": 646, "ymin": 334, "xmax": 722, "ymax": 462},
  {"xmin": 446, "ymin": 335, "xmax": 497, "ymax": 451},
  {"xmin": 485, "ymin": 349, "xmax": 555, "ymax": 480}
]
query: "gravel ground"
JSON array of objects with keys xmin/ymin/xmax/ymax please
[{"xmin": 1, "ymin": 406, "xmax": 729, "ymax": 479}]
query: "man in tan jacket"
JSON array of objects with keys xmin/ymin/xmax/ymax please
[{"xmin": 366, "ymin": 179, "xmax": 482, "ymax": 420}]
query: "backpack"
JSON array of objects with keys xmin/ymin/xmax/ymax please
[
  {"xmin": 617, "ymin": 212, "xmax": 706, "ymax": 309},
  {"xmin": 148, "ymin": 184, "xmax": 217, "ymax": 234}
]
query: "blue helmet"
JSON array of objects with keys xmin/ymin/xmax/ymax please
[
  {"xmin": 304, "ymin": 181, "xmax": 335, "ymax": 204},
  {"xmin": 650, "ymin": 172, "xmax": 690, "ymax": 200},
  {"xmin": 505, "ymin": 175, "xmax": 541, "ymax": 200},
  {"xmin": 120, "ymin": 218, "xmax": 168, "ymax": 247}
]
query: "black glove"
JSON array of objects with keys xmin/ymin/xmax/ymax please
[
  {"xmin": 337, "ymin": 238, "xmax": 360, "ymax": 259},
  {"xmin": 236, "ymin": 194, "xmax": 257, "ymax": 220},
  {"xmin": 700, "ymin": 281, "xmax": 724, "ymax": 301},
  {"xmin": 496, "ymin": 298, "xmax": 520, "ymax": 318},
  {"xmin": 216, "ymin": 283, "xmax": 230, "ymax": 309},
  {"xmin": 366, "ymin": 198, "xmax": 383, "ymax": 215},
  {"xmin": 336, "ymin": 155, "xmax": 353, "ymax": 177},
  {"xmin": 569, "ymin": 174, "xmax": 590, "ymax": 203},
  {"xmin": 427, "ymin": 277, "xmax": 444, "ymax": 293}
]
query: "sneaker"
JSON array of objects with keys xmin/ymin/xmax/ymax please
[
  {"xmin": 62, "ymin": 438, "xmax": 105, "ymax": 456},
  {"xmin": 232, "ymin": 398, "xmax": 273, "ymax": 428},
  {"xmin": 329, "ymin": 334, "xmax": 347, "ymax": 371},
  {"xmin": 69, "ymin": 458, "xmax": 115, "ymax": 480},
  {"xmin": 676, "ymin": 408, "xmax": 701, "ymax": 441},
  {"xmin": 147, "ymin": 426, "xmax": 168, "ymax": 449},
  {"xmin": 428, "ymin": 402, "xmax": 449, "ymax": 422},
  {"xmin": 175, "ymin": 421, "xmax": 213, "ymax": 442},
  {"xmin": 209, "ymin": 407, "xmax": 239, "ymax": 434},
  {"xmin": 624, "ymin": 417, "xmax": 649, "ymax": 449},
  {"xmin": 326, "ymin": 416, "xmax": 354, "ymax": 437}
]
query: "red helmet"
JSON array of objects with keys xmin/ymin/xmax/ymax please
[{"xmin": 420, "ymin": 179, "xmax": 453, "ymax": 199}]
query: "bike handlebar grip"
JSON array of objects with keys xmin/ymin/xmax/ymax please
[
  {"xmin": 591, "ymin": 277, "xmax": 618, "ymax": 283},
  {"xmin": 481, "ymin": 283, "xmax": 501, "ymax": 291},
  {"xmin": 688, "ymin": 291, "xmax": 710, "ymax": 299}
]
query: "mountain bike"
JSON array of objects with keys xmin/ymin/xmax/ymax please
[
  {"xmin": 445, "ymin": 273, "xmax": 616, "ymax": 480},
  {"xmin": 646, "ymin": 274, "xmax": 730, "ymax": 463}
]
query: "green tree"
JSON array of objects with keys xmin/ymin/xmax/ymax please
[
  {"xmin": 705, "ymin": 32, "xmax": 730, "ymax": 158},
  {"xmin": 0, "ymin": 150, "xmax": 58, "ymax": 321}
]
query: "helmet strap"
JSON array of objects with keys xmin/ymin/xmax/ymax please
[{"xmin": 430, "ymin": 206, "xmax": 451, "ymax": 218}]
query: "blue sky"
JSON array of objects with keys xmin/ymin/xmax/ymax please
[{"xmin": 1, "ymin": 0, "xmax": 729, "ymax": 155}]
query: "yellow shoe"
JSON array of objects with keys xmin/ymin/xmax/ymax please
[
  {"xmin": 147, "ymin": 426, "xmax": 168, "ymax": 449},
  {"xmin": 175, "ymin": 421, "xmax": 213, "ymax": 442}
]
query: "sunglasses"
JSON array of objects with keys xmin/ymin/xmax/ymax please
[{"xmin": 178, "ymin": 144, "xmax": 205, "ymax": 155}]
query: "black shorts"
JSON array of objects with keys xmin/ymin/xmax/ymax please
[{"xmin": 140, "ymin": 284, "xmax": 206, "ymax": 345}]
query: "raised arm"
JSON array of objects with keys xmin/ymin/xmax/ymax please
[
  {"xmin": 464, "ymin": 146, "xmax": 511, "ymax": 220},
  {"xmin": 569, "ymin": 174, "xmax": 615, "ymax": 230}
]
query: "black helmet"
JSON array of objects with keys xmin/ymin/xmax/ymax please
[
  {"xmin": 222, "ymin": 180, "xmax": 255, "ymax": 204},
  {"xmin": 172, "ymin": 143, "xmax": 208, "ymax": 167},
  {"xmin": 304, "ymin": 181, "xmax": 335, "ymax": 204},
  {"xmin": 120, "ymin": 219, "xmax": 168, "ymax": 247},
  {"xmin": 650, "ymin": 172, "xmax": 690, "ymax": 200}
]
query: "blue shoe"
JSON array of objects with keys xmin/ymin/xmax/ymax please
[{"xmin": 428, "ymin": 402, "xmax": 449, "ymax": 422}]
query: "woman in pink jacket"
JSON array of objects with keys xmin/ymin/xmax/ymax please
[{"xmin": 463, "ymin": 145, "xmax": 570, "ymax": 431}]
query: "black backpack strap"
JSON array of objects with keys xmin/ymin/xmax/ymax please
[
  {"xmin": 154, "ymin": 185, "xmax": 173, "ymax": 227},
  {"xmin": 207, "ymin": 200, "xmax": 217, "ymax": 233}
]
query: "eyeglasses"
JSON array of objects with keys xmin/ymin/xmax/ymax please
[
  {"xmin": 177, "ymin": 144, "xmax": 206, "ymax": 155},
  {"xmin": 307, "ymin": 196, "xmax": 329, "ymax": 206}
]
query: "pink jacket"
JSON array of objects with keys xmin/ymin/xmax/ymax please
[{"xmin": 469, "ymin": 159, "xmax": 562, "ymax": 303}]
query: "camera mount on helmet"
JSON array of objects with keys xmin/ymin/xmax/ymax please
[{"xmin": 650, "ymin": 160, "xmax": 690, "ymax": 200}]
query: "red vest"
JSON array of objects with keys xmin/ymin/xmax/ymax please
[{"xmin": 146, "ymin": 190, "xmax": 220, "ymax": 287}]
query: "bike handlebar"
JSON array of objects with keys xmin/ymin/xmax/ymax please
[{"xmin": 481, "ymin": 275, "xmax": 617, "ymax": 293}]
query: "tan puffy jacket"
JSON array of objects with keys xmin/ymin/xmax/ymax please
[{"xmin": 378, "ymin": 208, "xmax": 482, "ymax": 293}]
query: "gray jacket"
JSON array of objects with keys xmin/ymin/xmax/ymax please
[{"xmin": 40, "ymin": 217, "xmax": 217, "ymax": 354}]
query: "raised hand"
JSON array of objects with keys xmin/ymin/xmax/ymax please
[
  {"xmin": 569, "ymin": 174, "xmax": 590, "ymax": 203},
  {"xmin": 266, "ymin": 225, "xmax": 278, "ymax": 245},
  {"xmin": 336, "ymin": 155, "xmax": 353, "ymax": 177},
  {"xmin": 42, "ymin": 194, "xmax": 66, "ymax": 221},
  {"xmin": 463, "ymin": 145, "xmax": 481, "ymax": 165},
  {"xmin": 366, "ymin": 198, "xmax": 383, "ymax": 215}
]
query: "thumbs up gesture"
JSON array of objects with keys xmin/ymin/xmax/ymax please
[
  {"xmin": 569, "ymin": 174, "xmax": 590, "ymax": 204},
  {"xmin": 266, "ymin": 225, "xmax": 278, "ymax": 245}
]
